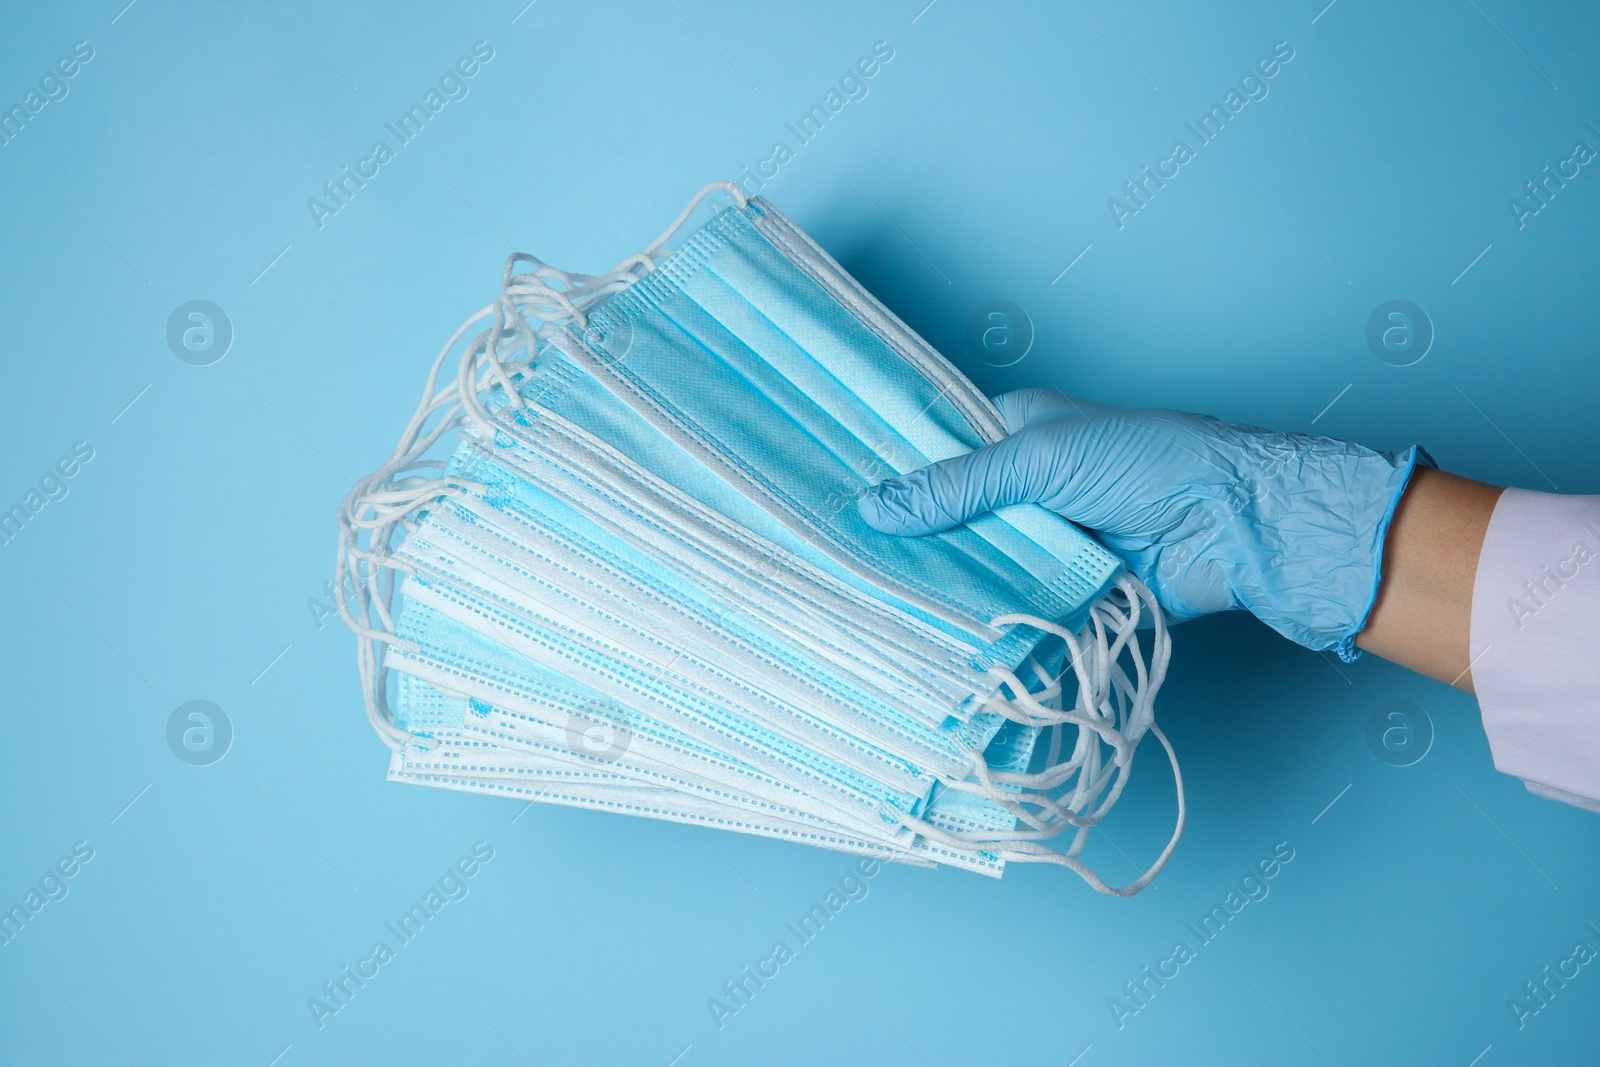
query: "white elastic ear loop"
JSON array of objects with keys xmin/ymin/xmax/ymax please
[
  {"xmin": 1002, "ymin": 721, "xmax": 1183, "ymax": 896},
  {"xmin": 644, "ymin": 180, "xmax": 748, "ymax": 254},
  {"xmin": 901, "ymin": 573, "xmax": 1182, "ymax": 895},
  {"xmin": 1021, "ymin": 575, "xmax": 1169, "ymax": 813}
]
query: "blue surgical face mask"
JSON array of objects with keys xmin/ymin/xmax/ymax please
[
  {"xmin": 339, "ymin": 182, "xmax": 1182, "ymax": 894},
  {"xmin": 453, "ymin": 449, "xmax": 1001, "ymax": 770},
  {"xmin": 387, "ymin": 590, "xmax": 1025, "ymax": 875},
  {"xmin": 398, "ymin": 484, "xmax": 1052, "ymax": 828},
  {"xmin": 562, "ymin": 201, "xmax": 1123, "ymax": 651},
  {"xmin": 466, "ymin": 389, "xmax": 994, "ymax": 730},
  {"xmin": 385, "ymin": 437, "xmax": 1045, "ymax": 874}
]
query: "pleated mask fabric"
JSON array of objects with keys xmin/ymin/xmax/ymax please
[{"xmin": 337, "ymin": 182, "xmax": 1184, "ymax": 894}]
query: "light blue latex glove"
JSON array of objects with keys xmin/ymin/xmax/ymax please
[{"xmin": 858, "ymin": 389, "xmax": 1432, "ymax": 662}]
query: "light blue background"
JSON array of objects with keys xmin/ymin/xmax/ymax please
[{"xmin": 3, "ymin": 2, "xmax": 1598, "ymax": 1064}]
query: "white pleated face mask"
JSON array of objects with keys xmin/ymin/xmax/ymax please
[{"xmin": 338, "ymin": 182, "xmax": 1184, "ymax": 894}]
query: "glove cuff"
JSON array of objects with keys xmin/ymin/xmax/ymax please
[{"xmin": 1231, "ymin": 439, "xmax": 1433, "ymax": 659}]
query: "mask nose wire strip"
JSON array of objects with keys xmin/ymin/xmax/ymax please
[{"xmin": 336, "ymin": 181, "xmax": 749, "ymax": 751}]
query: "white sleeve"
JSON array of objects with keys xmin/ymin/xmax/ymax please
[{"xmin": 1469, "ymin": 488, "xmax": 1600, "ymax": 812}]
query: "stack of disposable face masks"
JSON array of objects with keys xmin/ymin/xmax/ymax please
[{"xmin": 337, "ymin": 183, "xmax": 1183, "ymax": 894}]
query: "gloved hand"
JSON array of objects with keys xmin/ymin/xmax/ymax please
[{"xmin": 858, "ymin": 389, "xmax": 1431, "ymax": 661}]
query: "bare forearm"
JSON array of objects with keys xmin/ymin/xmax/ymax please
[{"xmin": 1354, "ymin": 467, "xmax": 1504, "ymax": 691}]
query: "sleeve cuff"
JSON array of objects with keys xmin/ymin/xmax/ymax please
[{"xmin": 1470, "ymin": 488, "xmax": 1600, "ymax": 811}]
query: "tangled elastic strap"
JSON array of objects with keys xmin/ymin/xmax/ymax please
[
  {"xmin": 336, "ymin": 181, "xmax": 1183, "ymax": 896},
  {"xmin": 906, "ymin": 577, "xmax": 1183, "ymax": 896}
]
